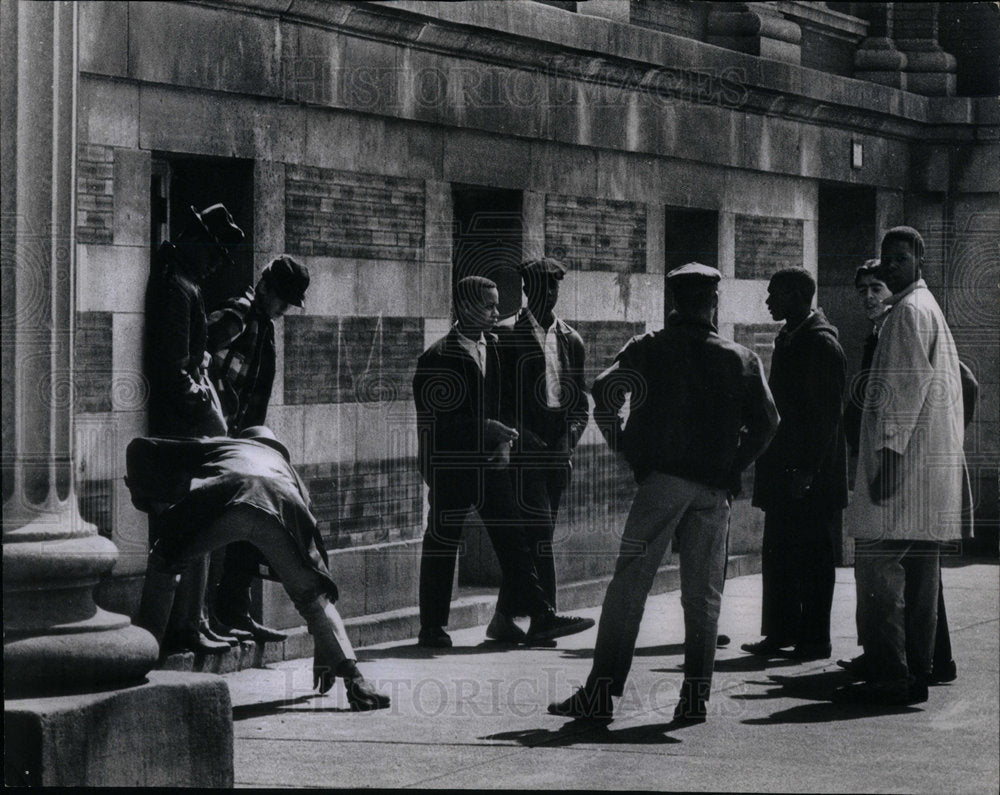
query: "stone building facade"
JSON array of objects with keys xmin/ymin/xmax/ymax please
[{"xmin": 53, "ymin": 0, "xmax": 1000, "ymax": 630}]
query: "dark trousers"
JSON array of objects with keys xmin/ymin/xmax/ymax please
[
  {"xmin": 419, "ymin": 467, "xmax": 552, "ymax": 629},
  {"xmin": 934, "ymin": 564, "xmax": 952, "ymax": 667},
  {"xmin": 212, "ymin": 541, "xmax": 264, "ymax": 619},
  {"xmin": 761, "ymin": 506, "xmax": 839, "ymax": 646},
  {"xmin": 510, "ymin": 460, "xmax": 568, "ymax": 610}
]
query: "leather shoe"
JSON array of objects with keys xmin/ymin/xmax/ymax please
[
  {"xmin": 486, "ymin": 612, "xmax": 527, "ymax": 643},
  {"xmin": 672, "ymin": 697, "xmax": 707, "ymax": 725},
  {"xmin": 740, "ymin": 637, "xmax": 794, "ymax": 656},
  {"xmin": 215, "ymin": 610, "xmax": 288, "ymax": 643},
  {"xmin": 837, "ymin": 654, "xmax": 870, "ymax": 679},
  {"xmin": 831, "ymin": 679, "xmax": 928, "ymax": 706},
  {"xmin": 346, "ymin": 676, "xmax": 391, "ymax": 711},
  {"xmin": 716, "ymin": 634, "xmax": 731, "ymax": 648},
  {"xmin": 417, "ymin": 626, "xmax": 453, "ymax": 648},
  {"xmin": 527, "ymin": 613, "xmax": 595, "ymax": 642},
  {"xmin": 788, "ymin": 642, "xmax": 832, "ymax": 661},
  {"xmin": 548, "ymin": 685, "xmax": 613, "ymax": 720},
  {"xmin": 199, "ymin": 620, "xmax": 238, "ymax": 646}
]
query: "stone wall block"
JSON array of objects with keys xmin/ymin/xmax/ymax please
[
  {"xmin": 254, "ymin": 160, "xmax": 285, "ymax": 255},
  {"xmin": 78, "ymin": 2, "xmax": 128, "ymax": 77},
  {"xmin": 113, "ymin": 149, "xmax": 150, "ymax": 248}
]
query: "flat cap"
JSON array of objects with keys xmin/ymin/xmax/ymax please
[
  {"xmin": 519, "ymin": 257, "xmax": 567, "ymax": 278},
  {"xmin": 263, "ymin": 255, "xmax": 310, "ymax": 307},
  {"xmin": 666, "ymin": 262, "xmax": 721, "ymax": 282}
]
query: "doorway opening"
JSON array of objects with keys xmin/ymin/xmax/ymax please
[
  {"xmin": 150, "ymin": 154, "xmax": 254, "ymax": 312},
  {"xmin": 664, "ymin": 206, "xmax": 719, "ymax": 320},
  {"xmin": 451, "ymin": 185, "xmax": 524, "ymax": 320}
]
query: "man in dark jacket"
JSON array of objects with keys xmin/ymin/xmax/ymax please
[
  {"xmin": 743, "ymin": 267, "xmax": 848, "ymax": 661},
  {"xmin": 549, "ymin": 264, "xmax": 779, "ymax": 723},
  {"xmin": 205, "ymin": 254, "xmax": 311, "ymax": 645},
  {"xmin": 144, "ymin": 203, "xmax": 244, "ymax": 655},
  {"xmin": 412, "ymin": 276, "xmax": 594, "ymax": 648},
  {"xmin": 489, "ymin": 258, "xmax": 589, "ymax": 641}
]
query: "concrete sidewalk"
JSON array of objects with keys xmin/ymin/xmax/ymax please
[{"xmin": 226, "ymin": 562, "xmax": 999, "ymax": 792}]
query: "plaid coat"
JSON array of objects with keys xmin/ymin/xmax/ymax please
[{"xmin": 207, "ymin": 287, "xmax": 276, "ymax": 433}]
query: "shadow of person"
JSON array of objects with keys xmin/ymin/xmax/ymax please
[
  {"xmin": 232, "ymin": 694, "xmax": 345, "ymax": 721},
  {"xmin": 357, "ymin": 640, "xmax": 563, "ymax": 661},
  {"xmin": 632, "ymin": 642, "xmax": 686, "ymax": 657},
  {"xmin": 742, "ymin": 701, "xmax": 923, "ymax": 725},
  {"xmin": 712, "ymin": 653, "xmax": 804, "ymax": 673},
  {"xmin": 481, "ymin": 718, "xmax": 684, "ymax": 747},
  {"xmin": 731, "ymin": 669, "xmax": 855, "ymax": 702}
]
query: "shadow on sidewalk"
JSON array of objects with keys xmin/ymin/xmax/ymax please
[
  {"xmin": 481, "ymin": 718, "xmax": 690, "ymax": 747},
  {"xmin": 735, "ymin": 669, "xmax": 924, "ymax": 724},
  {"xmin": 232, "ymin": 695, "xmax": 352, "ymax": 721},
  {"xmin": 357, "ymin": 640, "xmax": 564, "ymax": 660}
]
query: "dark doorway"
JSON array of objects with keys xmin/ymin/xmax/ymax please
[
  {"xmin": 451, "ymin": 185, "xmax": 523, "ymax": 320},
  {"xmin": 150, "ymin": 155, "xmax": 254, "ymax": 312},
  {"xmin": 664, "ymin": 206, "xmax": 719, "ymax": 320},
  {"xmin": 816, "ymin": 183, "xmax": 877, "ymax": 378}
]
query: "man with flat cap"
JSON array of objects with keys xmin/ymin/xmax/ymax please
[
  {"xmin": 144, "ymin": 202, "xmax": 246, "ymax": 654},
  {"xmin": 205, "ymin": 254, "xmax": 311, "ymax": 644},
  {"xmin": 487, "ymin": 257, "xmax": 590, "ymax": 642},
  {"xmin": 549, "ymin": 263, "xmax": 779, "ymax": 722}
]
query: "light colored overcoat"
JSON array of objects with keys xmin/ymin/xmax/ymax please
[{"xmin": 849, "ymin": 280, "xmax": 967, "ymax": 541}]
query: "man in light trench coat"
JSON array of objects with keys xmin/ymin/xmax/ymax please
[{"xmin": 834, "ymin": 226, "xmax": 970, "ymax": 707}]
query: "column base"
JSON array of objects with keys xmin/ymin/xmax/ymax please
[{"xmin": 4, "ymin": 670, "xmax": 233, "ymax": 787}]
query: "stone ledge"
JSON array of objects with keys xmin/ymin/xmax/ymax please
[
  {"xmin": 3, "ymin": 671, "xmax": 232, "ymax": 787},
  {"xmin": 156, "ymin": 552, "xmax": 762, "ymax": 674}
]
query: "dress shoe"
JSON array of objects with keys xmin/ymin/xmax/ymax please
[
  {"xmin": 716, "ymin": 634, "xmax": 731, "ymax": 648},
  {"xmin": 163, "ymin": 629, "xmax": 231, "ymax": 656},
  {"xmin": 417, "ymin": 626, "xmax": 453, "ymax": 648},
  {"xmin": 740, "ymin": 637, "xmax": 794, "ymax": 656},
  {"xmin": 831, "ymin": 679, "xmax": 928, "ymax": 706},
  {"xmin": 930, "ymin": 660, "xmax": 957, "ymax": 684},
  {"xmin": 345, "ymin": 676, "xmax": 391, "ymax": 712},
  {"xmin": 837, "ymin": 654, "xmax": 870, "ymax": 679},
  {"xmin": 527, "ymin": 613, "xmax": 595, "ymax": 642},
  {"xmin": 787, "ymin": 642, "xmax": 832, "ymax": 661},
  {"xmin": 486, "ymin": 612, "xmax": 527, "ymax": 643},
  {"xmin": 547, "ymin": 685, "xmax": 613, "ymax": 720},
  {"xmin": 209, "ymin": 615, "xmax": 254, "ymax": 643},
  {"xmin": 215, "ymin": 609, "xmax": 288, "ymax": 643}
]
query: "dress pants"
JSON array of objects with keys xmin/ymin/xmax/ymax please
[
  {"xmin": 419, "ymin": 466, "xmax": 553, "ymax": 629},
  {"xmin": 760, "ymin": 505, "xmax": 838, "ymax": 646},
  {"xmin": 855, "ymin": 539, "xmax": 939, "ymax": 683},
  {"xmin": 510, "ymin": 459, "xmax": 568, "ymax": 610},
  {"xmin": 142, "ymin": 503, "xmax": 353, "ymax": 667},
  {"xmin": 148, "ymin": 513, "xmax": 210, "ymax": 642},
  {"xmin": 587, "ymin": 472, "xmax": 730, "ymax": 697}
]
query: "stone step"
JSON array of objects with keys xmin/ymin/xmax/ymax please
[{"xmin": 157, "ymin": 553, "xmax": 761, "ymax": 675}]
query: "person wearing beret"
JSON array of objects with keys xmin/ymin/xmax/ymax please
[
  {"xmin": 204, "ymin": 255, "xmax": 311, "ymax": 645},
  {"xmin": 129, "ymin": 426, "xmax": 390, "ymax": 711},
  {"xmin": 144, "ymin": 203, "xmax": 245, "ymax": 655},
  {"xmin": 743, "ymin": 267, "xmax": 849, "ymax": 663},
  {"xmin": 549, "ymin": 263, "xmax": 779, "ymax": 723},
  {"xmin": 486, "ymin": 257, "xmax": 590, "ymax": 642}
]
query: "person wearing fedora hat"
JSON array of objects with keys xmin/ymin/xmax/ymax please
[
  {"xmin": 128, "ymin": 429, "xmax": 390, "ymax": 711},
  {"xmin": 144, "ymin": 202, "xmax": 246, "ymax": 656},
  {"xmin": 202, "ymin": 255, "xmax": 310, "ymax": 644}
]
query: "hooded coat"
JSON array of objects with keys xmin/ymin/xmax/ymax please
[{"xmin": 753, "ymin": 308, "xmax": 849, "ymax": 515}]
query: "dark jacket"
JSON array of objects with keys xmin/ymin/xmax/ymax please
[
  {"xmin": 753, "ymin": 309, "xmax": 848, "ymax": 514},
  {"xmin": 594, "ymin": 311, "xmax": 779, "ymax": 492},
  {"xmin": 144, "ymin": 243, "xmax": 226, "ymax": 437},
  {"xmin": 413, "ymin": 327, "xmax": 514, "ymax": 493},
  {"xmin": 125, "ymin": 435, "xmax": 338, "ymax": 601},
  {"xmin": 207, "ymin": 287, "xmax": 276, "ymax": 433},
  {"xmin": 502, "ymin": 310, "xmax": 589, "ymax": 454}
]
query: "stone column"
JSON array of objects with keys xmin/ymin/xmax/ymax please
[
  {"xmin": 2, "ymin": 0, "xmax": 158, "ymax": 696},
  {"xmin": 892, "ymin": 2, "xmax": 957, "ymax": 96},
  {"xmin": 707, "ymin": 2, "xmax": 803, "ymax": 65},
  {"xmin": 853, "ymin": 2, "xmax": 909, "ymax": 90}
]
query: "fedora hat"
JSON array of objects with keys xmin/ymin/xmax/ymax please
[
  {"xmin": 190, "ymin": 203, "xmax": 245, "ymax": 251},
  {"xmin": 262, "ymin": 255, "xmax": 310, "ymax": 307}
]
